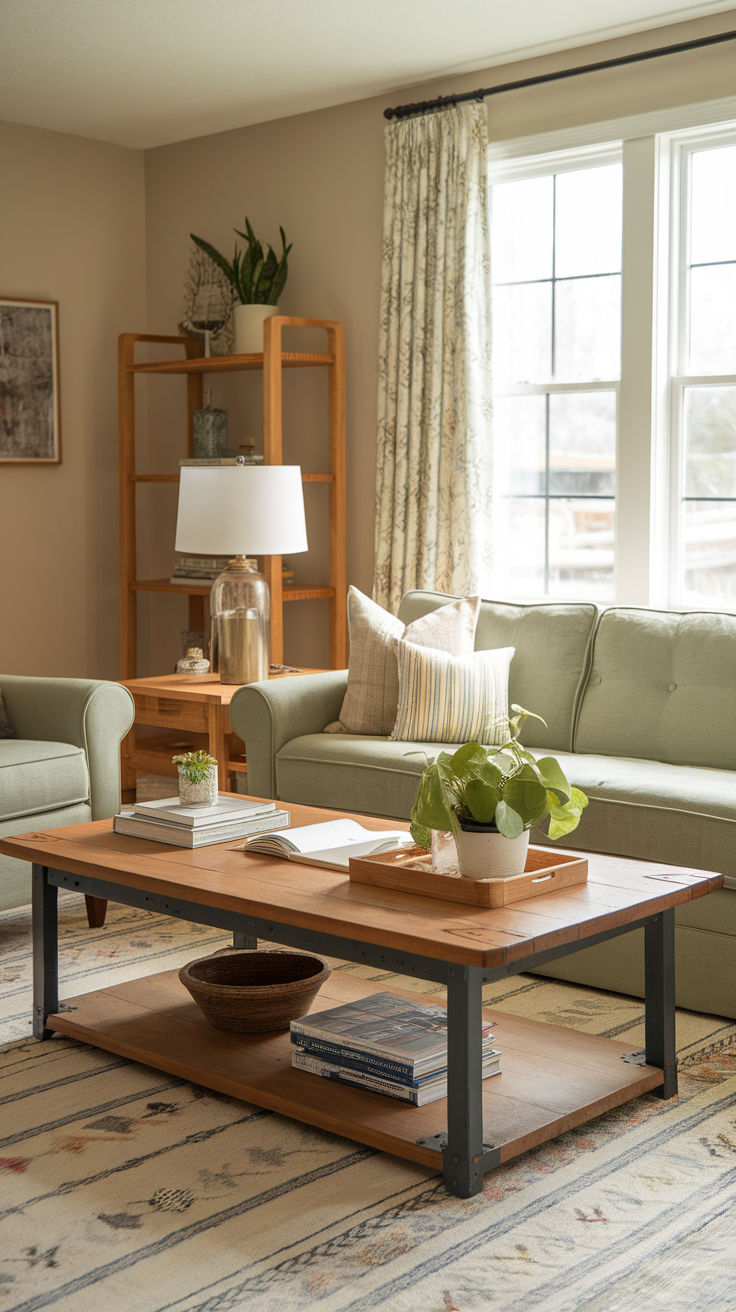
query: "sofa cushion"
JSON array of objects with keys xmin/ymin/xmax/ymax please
[
  {"xmin": 0, "ymin": 740, "xmax": 89, "ymax": 823},
  {"xmin": 330, "ymin": 587, "xmax": 480, "ymax": 736},
  {"xmin": 390, "ymin": 642, "xmax": 514, "ymax": 744},
  {"xmin": 276, "ymin": 734, "xmax": 451, "ymax": 819},
  {"xmin": 398, "ymin": 592, "xmax": 597, "ymax": 752},
  {"xmin": 0, "ymin": 687, "xmax": 13, "ymax": 738},
  {"xmin": 531, "ymin": 749, "xmax": 736, "ymax": 881},
  {"xmin": 575, "ymin": 607, "xmax": 736, "ymax": 771}
]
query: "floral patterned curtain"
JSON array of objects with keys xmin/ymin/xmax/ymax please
[{"xmin": 373, "ymin": 103, "xmax": 493, "ymax": 613}]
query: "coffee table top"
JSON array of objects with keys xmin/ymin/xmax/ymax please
[{"xmin": 2, "ymin": 801, "xmax": 722, "ymax": 968}]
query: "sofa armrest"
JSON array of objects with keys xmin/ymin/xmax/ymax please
[
  {"xmin": 0, "ymin": 676, "xmax": 135, "ymax": 821},
  {"xmin": 230, "ymin": 671, "xmax": 348, "ymax": 800}
]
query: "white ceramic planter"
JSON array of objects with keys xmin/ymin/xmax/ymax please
[
  {"xmin": 454, "ymin": 826, "xmax": 530, "ymax": 881},
  {"xmin": 178, "ymin": 763, "xmax": 218, "ymax": 808},
  {"xmin": 233, "ymin": 303, "xmax": 279, "ymax": 354}
]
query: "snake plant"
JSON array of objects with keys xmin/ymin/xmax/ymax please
[{"xmin": 190, "ymin": 217, "xmax": 292, "ymax": 306}]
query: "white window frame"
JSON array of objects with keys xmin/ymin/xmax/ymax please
[
  {"xmin": 666, "ymin": 125, "xmax": 736, "ymax": 608},
  {"xmin": 487, "ymin": 96, "xmax": 736, "ymax": 611}
]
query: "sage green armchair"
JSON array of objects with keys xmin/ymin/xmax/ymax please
[{"xmin": 0, "ymin": 676, "xmax": 134, "ymax": 917}]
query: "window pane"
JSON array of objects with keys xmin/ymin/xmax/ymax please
[
  {"xmin": 555, "ymin": 275, "xmax": 621, "ymax": 381},
  {"xmin": 555, "ymin": 164, "xmax": 623, "ymax": 278},
  {"xmin": 492, "ymin": 176, "xmax": 553, "ymax": 283},
  {"xmin": 690, "ymin": 144, "xmax": 736, "ymax": 266},
  {"xmin": 681, "ymin": 501, "xmax": 736, "ymax": 605},
  {"xmin": 549, "ymin": 392, "xmax": 616, "ymax": 495},
  {"xmin": 493, "ymin": 498, "xmax": 546, "ymax": 596},
  {"xmin": 684, "ymin": 386, "xmax": 736, "ymax": 498},
  {"xmin": 492, "ymin": 281, "xmax": 552, "ymax": 386},
  {"xmin": 548, "ymin": 499, "xmax": 615, "ymax": 601},
  {"xmin": 494, "ymin": 395, "xmax": 546, "ymax": 495},
  {"xmin": 688, "ymin": 264, "xmax": 736, "ymax": 375}
]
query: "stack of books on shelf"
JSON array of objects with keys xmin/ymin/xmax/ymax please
[
  {"xmin": 290, "ymin": 992, "xmax": 501, "ymax": 1105},
  {"xmin": 170, "ymin": 556, "xmax": 238, "ymax": 585},
  {"xmin": 113, "ymin": 795, "xmax": 290, "ymax": 848}
]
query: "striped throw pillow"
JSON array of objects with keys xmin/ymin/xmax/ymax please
[{"xmin": 389, "ymin": 640, "xmax": 515, "ymax": 745}]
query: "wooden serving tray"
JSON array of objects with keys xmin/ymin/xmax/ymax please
[{"xmin": 349, "ymin": 844, "xmax": 588, "ymax": 908}]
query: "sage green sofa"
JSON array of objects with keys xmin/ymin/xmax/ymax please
[
  {"xmin": 231, "ymin": 591, "xmax": 736, "ymax": 1019},
  {"xmin": 0, "ymin": 675, "xmax": 134, "ymax": 913}
]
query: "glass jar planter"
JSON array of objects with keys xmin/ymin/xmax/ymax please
[{"xmin": 177, "ymin": 763, "xmax": 218, "ymax": 808}]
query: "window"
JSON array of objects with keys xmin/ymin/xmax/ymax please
[
  {"xmin": 671, "ymin": 139, "xmax": 736, "ymax": 608},
  {"xmin": 488, "ymin": 118, "xmax": 736, "ymax": 612},
  {"xmin": 491, "ymin": 155, "xmax": 622, "ymax": 601}
]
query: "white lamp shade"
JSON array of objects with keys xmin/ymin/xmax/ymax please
[{"xmin": 175, "ymin": 464, "xmax": 308, "ymax": 556}]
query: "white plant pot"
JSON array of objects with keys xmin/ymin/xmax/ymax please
[
  {"xmin": 233, "ymin": 303, "xmax": 279, "ymax": 355},
  {"xmin": 454, "ymin": 827, "xmax": 530, "ymax": 881}
]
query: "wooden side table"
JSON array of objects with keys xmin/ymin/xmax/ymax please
[{"xmin": 120, "ymin": 670, "xmax": 323, "ymax": 801}]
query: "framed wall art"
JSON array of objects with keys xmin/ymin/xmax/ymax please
[{"xmin": 0, "ymin": 298, "xmax": 61, "ymax": 464}]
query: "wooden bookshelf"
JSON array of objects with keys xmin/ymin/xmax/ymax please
[{"xmin": 118, "ymin": 318, "xmax": 347, "ymax": 678}]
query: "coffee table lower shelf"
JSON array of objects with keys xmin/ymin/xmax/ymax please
[{"xmin": 49, "ymin": 969, "xmax": 663, "ymax": 1173}]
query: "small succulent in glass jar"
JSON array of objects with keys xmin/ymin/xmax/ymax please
[{"xmin": 172, "ymin": 750, "xmax": 219, "ymax": 807}]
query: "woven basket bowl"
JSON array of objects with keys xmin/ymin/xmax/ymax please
[{"xmin": 179, "ymin": 949, "xmax": 332, "ymax": 1033}]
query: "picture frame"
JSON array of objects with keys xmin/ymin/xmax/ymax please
[{"xmin": 0, "ymin": 297, "xmax": 61, "ymax": 464}]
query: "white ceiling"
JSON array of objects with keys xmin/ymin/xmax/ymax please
[{"xmin": 0, "ymin": 1, "xmax": 733, "ymax": 150}]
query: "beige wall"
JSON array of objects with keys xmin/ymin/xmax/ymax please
[
  {"xmin": 143, "ymin": 8, "xmax": 736, "ymax": 672},
  {"xmin": 0, "ymin": 120, "xmax": 146, "ymax": 679}
]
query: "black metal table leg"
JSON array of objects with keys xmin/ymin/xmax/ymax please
[
  {"xmin": 232, "ymin": 933, "xmax": 258, "ymax": 949},
  {"xmin": 32, "ymin": 864, "xmax": 58, "ymax": 1040},
  {"xmin": 443, "ymin": 963, "xmax": 486, "ymax": 1197},
  {"xmin": 645, "ymin": 908, "xmax": 677, "ymax": 1098}
]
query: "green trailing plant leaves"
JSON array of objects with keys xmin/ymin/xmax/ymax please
[
  {"xmin": 495, "ymin": 799, "xmax": 524, "ymax": 839},
  {"xmin": 535, "ymin": 756, "xmax": 572, "ymax": 803},
  {"xmin": 411, "ymin": 764, "xmax": 455, "ymax": 833},
  {"xmin": 410, "ymin": 820, "xmax": 432, "ymax": 850},
  {"xmin": 502, "ymin": 777, "xmax": 548, "ymax": 826},
  {"xmin": 464, "ymin": 779, "xmax": 500, "ymax": 824}
]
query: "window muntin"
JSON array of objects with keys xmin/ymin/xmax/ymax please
[{"xmin": 491, "ymin": 160, "xmax": 622, "ymax": 601}]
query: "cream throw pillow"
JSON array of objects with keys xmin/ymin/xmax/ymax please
[
  {"xmin": 325, "ymin": 587, "xmax": 481, "ymax": 736},
  {"xmin": 390, "ymin": 640, "xmax": 515, "ymax": 745}
]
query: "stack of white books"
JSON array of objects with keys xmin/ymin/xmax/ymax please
[{"xmin": 113, "ymin": 795, "xmax": 290, "ymax": 848}]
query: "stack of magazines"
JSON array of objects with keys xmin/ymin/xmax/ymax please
[
  {"xmin": 113, "ymin": 795, "xmax": 290, "ymax": 848},
  {"xmin": 291, "ymin": 992, "xmax": 500, "ymax": 1105}
]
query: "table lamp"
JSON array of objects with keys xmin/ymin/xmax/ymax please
[{"xmin": 175, "ymin": 461, "xmax": 308, "ymax": 684}]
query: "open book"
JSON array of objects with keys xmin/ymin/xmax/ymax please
[{"xmin": 242, "ymin": 818, "xmax": 414, "ymax": 872}]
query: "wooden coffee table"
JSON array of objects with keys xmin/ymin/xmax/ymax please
[{"xmin": 2, "ymin": 807, "xmax": 722, "ymax": 1198}]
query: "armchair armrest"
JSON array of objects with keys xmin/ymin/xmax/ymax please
[
  {"xmin": 0, "ymin": 676, "xmax": 134, "ymax": 820},
  {"xmin": 230, "ymin": 671, "xmax": 348, "ymax": 799}
]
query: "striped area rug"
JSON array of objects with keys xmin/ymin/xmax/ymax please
[{"xmin": 2, "ymin": 892, "xmax": 736, "ymax": 1310}]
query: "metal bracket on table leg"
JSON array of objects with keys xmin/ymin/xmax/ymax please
[
  {"xmin": 645, "ymin": 909, "xmax": 677, "ymax": 1099},
  {"xmin": 417, "ymin": 1132, "xmax": 500, "ymax": 1174},
  {"xmin": 32, "ymin": 864, "xmax": 59, "ymax": 1040}
]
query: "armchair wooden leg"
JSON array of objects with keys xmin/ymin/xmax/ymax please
[{"xmin": 84, "ymin": 895, "xmax": 107, "ymax": 929}]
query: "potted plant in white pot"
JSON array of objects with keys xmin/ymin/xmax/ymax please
[
  {"xmin": 191, "ymin": 217, "xmax": 292, "ymax": 354},
  {"xmin": 409, "ymin": 706, "xmax": 588, "ymax": 880}
]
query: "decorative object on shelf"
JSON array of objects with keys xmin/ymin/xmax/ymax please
[
  {"xmin": 192, "ymin": 389, "xmax": 228, "ymax": 458},
  {"xmin": 237, "ymin": 436, "xmax": 262, "ymax": 461},
  {"xmin": 409, "ymin": 705, "xmax": 588, "ymax": 880},
  {"xmin": 0, "ymin": 298, "xmax": 60, "ymax": 463},
  {"xmin": 175, "ymin": 646, "xmax": 210, "ymax": 676},
  {"xmin": 190, "ymin": 216, "xmax": 292, "ymax": 355},
  {"xmin": 181, "ymin": 628, "xmax": 207, "ymax": 657},
  {"xmin": 175, "ymin": 459, "xmax": 308, "ymax": 683},
  {"xmin": 179, "ymin": 948, "xmax": 331, "ymax": 1032},
  {"xmin": 173, "ymin": 749, "xmax": 218, "ymax": 807},
  {"xmin": 179, "ymin": 244, "xmax": 234, "ymax": 356}
]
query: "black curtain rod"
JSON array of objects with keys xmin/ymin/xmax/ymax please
[{"xmin": 383, "ymin": 27, "xmax": 736, "ymax": 120}]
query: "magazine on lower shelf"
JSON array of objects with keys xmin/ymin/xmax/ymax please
[
  {"xmin": 290, "ymin": 992, "xmax": 495, "ymax": 1077},
  {"xmin": 291, "ymin": 1049, "xmax": 502, "ymax": 1105},
  {"xmin": 291, "ymin": 1032, "xmax": 499, "ymax": 1084}
]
